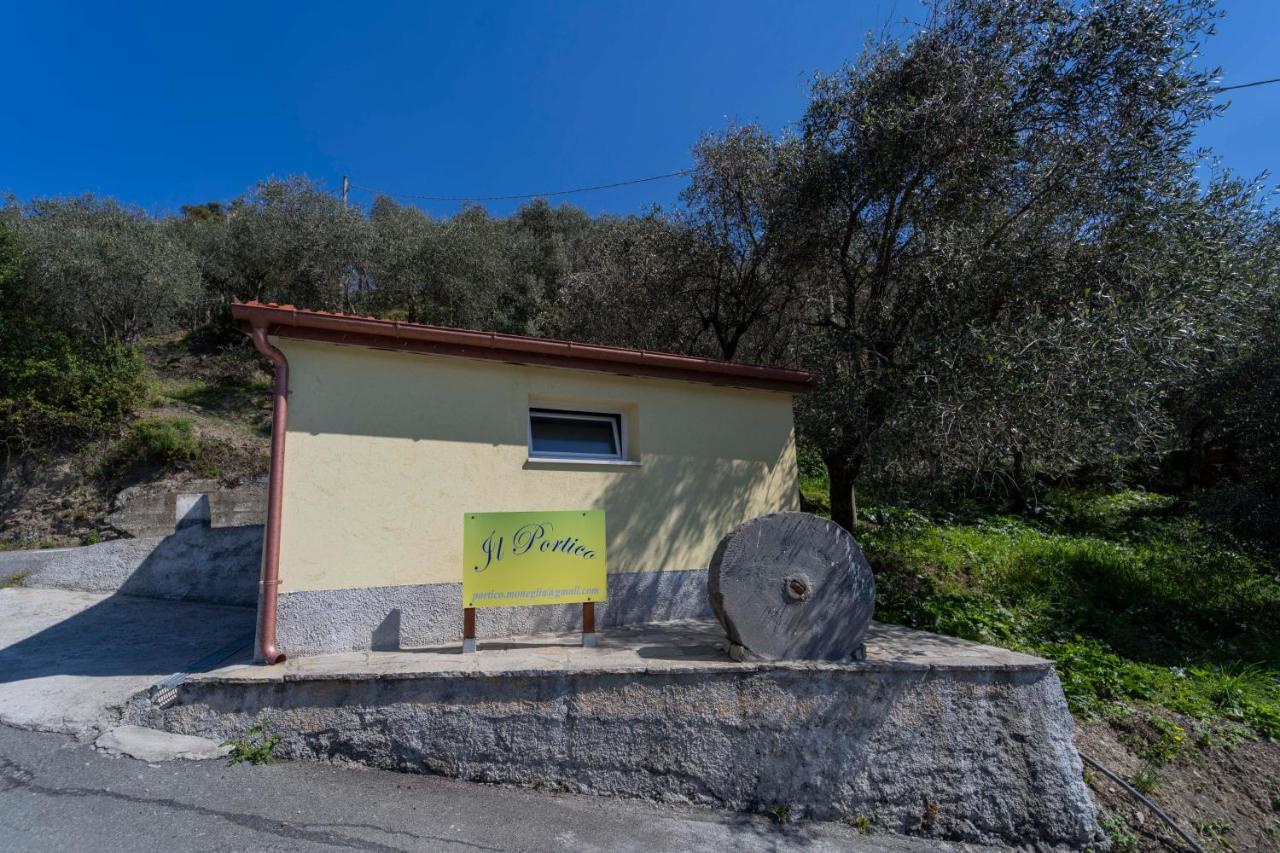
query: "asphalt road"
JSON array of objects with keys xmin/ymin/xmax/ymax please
[{"xmin": 0, "ymin": 727, "xmax": 987, "ymax": 853}]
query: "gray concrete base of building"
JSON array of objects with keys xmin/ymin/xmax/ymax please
[
  {"xmin": 130, "ymin": 621, "xmax": 1102, "ymax": 848},
  {"xmin": 276, "ymin": 569, "xmax": 712, "ymax": 656}
]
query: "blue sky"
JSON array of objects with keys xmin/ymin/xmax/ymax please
[{"xmin": 4, "ymin": 1, "xmax": 1277, "ymax": 218}]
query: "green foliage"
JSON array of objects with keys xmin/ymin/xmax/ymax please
[
  {"xmin": 0, "ymin": 322, "xmax": 147, "ymax": 452},
  {"xmin": 1143, "ymin": 717, "xmax": 1188, "ymax": 765},
  {"xmin": 1131, "ymin": 764, "xmax": 1160, "ymax": 795},
  {"xmin": 1183, "ymin": 664, "xmax": 1280, "ymax": 740},
  {"xmin": 0, "ymin": 221, "xmax": 148, "ymax": 452},
  {"xmin": 1196, "ymin": 664, "xmax": 1275, "ymax": 716},
  {"xmin": 784, "ymin": 0, "xmax": 1250, "ymax": 526},
  {"xmin": 795, "ymin": 442, "xmax": 827, "ymax": 483},
  {"xmin": 765, "ymin": 804, "xmax": 791, "ymax": 825},
  {"xmin": 1100, "ymin": 813, "xmax": 1139, "ymax": 852},
  {"xmin": 8, "ymin": 195, "xmax": 200, "ymax": 341},
  {"xmin": 1197, "ymin": 821, "xmax": 1234, "ymax": 848},
  {"xmin": 130, "ymin": 418, "xmax": 201, "ymax": 465},
  {"xmin": 1, "ymin": 571, "xmax": 30, "ymax": 589},
  {"xmin": 100, "ymin": 417, "xmax": 208, "ymax": 477},
  {"xmin": 858, "ymin": 488, "xmax": 1280, "ymax": 738},
  {"xmin": 221, "ymin": 726, "xmax": 281, "ymax": 766}
]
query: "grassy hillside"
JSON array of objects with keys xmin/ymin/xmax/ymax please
[
  {"xmin": 856, "ymin": 490, "xmax": 1280, "ymax": 736},
  {"xmin": 800, "ymin": 473, "xmax": 1280, "ymax": 849}
]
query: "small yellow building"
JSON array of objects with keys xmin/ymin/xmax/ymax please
[{"xmin": 232, "ymin": 301, "xmax": 809, "ymax": 659}]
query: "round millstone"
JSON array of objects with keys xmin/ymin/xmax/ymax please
[{"xmin": 707, "ymin": 512, "xmax": 875, "ymax": 661}]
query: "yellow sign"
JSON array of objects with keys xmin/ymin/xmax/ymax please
[{"xmin": 462, "ymin": 510, "xmax": 607, "ymax": 608}]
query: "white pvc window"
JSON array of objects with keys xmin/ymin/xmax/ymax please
[{"xmin": 528, "ymin": 408, "xmax": 624, "ymax": 461}]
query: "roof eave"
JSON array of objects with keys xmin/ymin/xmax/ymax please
[{"xmin": 231, "ymin": 301, "xmax": 813, "ymax": 394}]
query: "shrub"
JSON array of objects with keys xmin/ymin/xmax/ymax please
[
  {"xmin": 0, "ymin": 224, "xmax": 147, "ymax": 452},
  {"xmin": 1, "ymin": 570, "xmax": 30, "ymax": 588},
  {"xmin": 795, "ymin": 441, "xmax": 827, "ymax": 483},
  {"xmin": 1132, "ymin": 764, "xmax": 1160, "ymax": 794},
  {"xmin": 99, "ymin": 416, "xmax": 204, "ymax": 477},
  {"xmin": 0, "ymin": 326, "xmax": 146, "ymax": 452},
  {"xmin": 128, "ymin": 418, "xmax": 201, "ymax": 466},
  {"xmin": 1143, "ymin": 717, "xmax": 1188, "ymax": 764},
  {"xmin": 765, "ymin": 804, "xmax": 791, "ymax": 825}
]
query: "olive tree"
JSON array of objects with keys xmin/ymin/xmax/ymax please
[
  {"xmin": 555, "ymin": 213, "xmax": 713, "ymax": 354},
  {"xmin": 11, "ymin": 195, "xmax": 200, "ymax": 341},
  {"xmin": 560, "ymin": 126, "xmax": 812, "ymax": 365},
  {"xmin": 504, "ymin": 199, "xmax": 597, "ymax": 336},
  {"xmin": 0, "ymin": 219, "xmax": 148, "ymax": 453},
  {"xmin": 367, "ymin": 198, "xmax": 514, "ymax": 329},
  {"xmin": 181, "ymin": 177, "xmax": 371, "ymax": 316},
  {"xmin": 789, "ymin": 0, "xmax": 1223, "ymax": 528},
  {"xmin": 1155, "ymin": 178, "xmax": 1280, "ymax": 494}
]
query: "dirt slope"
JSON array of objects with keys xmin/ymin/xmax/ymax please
[{"xmin": 0, "ymin": 335, "xmax": 270, "ymax": 548}]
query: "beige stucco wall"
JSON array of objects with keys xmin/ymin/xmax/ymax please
[{"xmin": 275, "ymin": 338, "xmax": 800, "ymax": 593}]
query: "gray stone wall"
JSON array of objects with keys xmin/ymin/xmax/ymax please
[
  {"xmin": 135, "ymin": 659, "xmax": 1102, "ymax": 847},
  {"xmin": 3, "ymin": 525, "xmax": 262, "ymax": 607},
  {"xmin": 0, "ymin": 479, "xmax": 265, "ymax": 607},
  {"xmin": 107, "ymin": 478, "xmax": 267, "ymax": 538},
  {"xmin": 277, "ymin": 569, "xmax": 712, "ymax": 655}
]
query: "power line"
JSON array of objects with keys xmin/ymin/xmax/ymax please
[
  {"xmin": 349, "ymin": 168, "xmax": 692, "ymax": 203},
  {"xmin": 1214, "ymin": 76, "xmax": 1280, "ymax": 92},
  {"xmin": 347, "ymin": 75, "xmax": 1276, "ymax": 205}
]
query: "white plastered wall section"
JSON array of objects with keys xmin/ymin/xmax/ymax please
[{"xmin": 274, "ymin": 337, "xmax": 800, "ymax": 595}]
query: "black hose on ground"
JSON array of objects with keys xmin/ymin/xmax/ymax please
[{"xmin": 1078, "ymin": 751, "xmax": 1205, "ymax": 853}]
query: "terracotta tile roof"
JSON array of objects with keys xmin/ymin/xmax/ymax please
[{"xmin": 231, "ymin": 300, "xmax": 811, "ymax": 393}]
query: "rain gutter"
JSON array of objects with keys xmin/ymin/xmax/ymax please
[{"xmin": 247, "ymin": 323, "xmax": 288, "ymax": 665}]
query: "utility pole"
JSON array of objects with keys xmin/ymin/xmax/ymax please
[{"xmin": 342, "ymin": 175, "xmax": 349, "ymax": 209}]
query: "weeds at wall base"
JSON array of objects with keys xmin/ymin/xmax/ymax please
[
  {"xmin": 221, "ymin": 726, "xmax": 281, "ymax": 766},
  {"xmin": 1099, "ymin": 812, "xmax": 1139, "ymax": 852}
]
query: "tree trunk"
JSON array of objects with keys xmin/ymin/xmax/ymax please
[
  {"xmin": 1009, "ymin": 449, "xmax": 1027, "ymax": 513},
  {"xmin": 1008, "ymin": 428, "xmax": 1027, "ymax": 513},
  {"xmin": 827, "ymin": 461, "xmax": 858, "ymax": 533}
]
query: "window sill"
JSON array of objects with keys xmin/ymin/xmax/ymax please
[{"xmin": 524, "ymin": 457, "xmax": 642, "ymax": 468}]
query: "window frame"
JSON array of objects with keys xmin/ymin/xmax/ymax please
[{"xmin": 526, "ymin": 407, "xmax": 627, "ymax": 463}]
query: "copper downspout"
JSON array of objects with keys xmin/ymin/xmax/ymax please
[{"xmin": 248, "ymin": 323, "xmax": 288, "ymax": 664}]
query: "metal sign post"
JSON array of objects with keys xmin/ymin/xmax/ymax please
[
  {"xmin": 462, "ymin": 607, "xmax": 477, "ymax": 654},
  {"xmin": 582, "ymin": 602, "xmax": 597, "ymax": 647}
]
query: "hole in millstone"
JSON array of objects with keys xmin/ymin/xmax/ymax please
[{"xmin": 785, "ymin": 575, "xmax": 811, "ymax": 602}]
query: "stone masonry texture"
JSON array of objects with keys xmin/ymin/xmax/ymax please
[
  {"xmin": 5, "ymin": 525, "xmax": 261, "ymax": 606},
  {"xmin": 134, "ymin": 625, "xmax": 1103, "ymax": 848}
]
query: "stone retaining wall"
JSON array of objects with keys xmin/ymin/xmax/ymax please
[
  {"xmin": 1, "ymin": 525, "xmax": 261, "ymax": 606},
  {"xmin": 132, "ymin": 653, "xmax": 1102, "ymax": 847}
]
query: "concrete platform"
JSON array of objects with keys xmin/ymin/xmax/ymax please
[
  {"xmin": 0, "ymin": 588, "xmax": 254, "ymax": 737},
  {"xmin": 130, "ymin": 620, "xmax": 1103, "ymax": 848},
  {"xmin": 183, "ymin": 619, "xmax": 1046, "ymax": 682}
]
